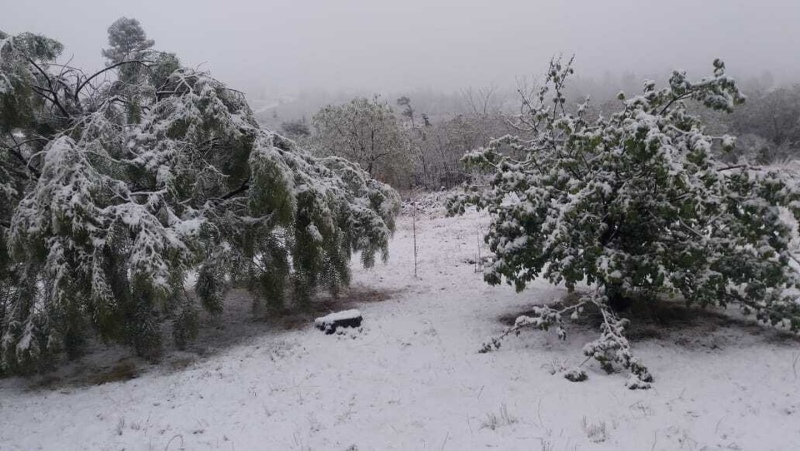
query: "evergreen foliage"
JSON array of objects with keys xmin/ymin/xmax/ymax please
[
  {"xmin": 0, "ymin": 23, "xmax": 399, "ymax": 373},
  {"xmin": 449, "ymin": 58, "xmax": 800, "ymax": 388}
]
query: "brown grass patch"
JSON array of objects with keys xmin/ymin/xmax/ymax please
[
  {"xmin": 168, "ymin": 356, "xmax": 197, "ymax": 371},
  {"xmin": 87, "ymin": 359, "xmax": 139, "ymax": 385}
]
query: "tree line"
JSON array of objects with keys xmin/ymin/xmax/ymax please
[{"xmin": 274, "ymin": 69, "xmax": 800, "ymax": 193}]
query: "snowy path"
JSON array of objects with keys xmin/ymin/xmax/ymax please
[{"xmin": 1, "ymin": 210, "xmax": 799, "ymax": 450}]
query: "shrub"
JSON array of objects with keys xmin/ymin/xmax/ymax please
[{"xmin": 450, "ymin": 58, "xmax": 800, "ymax": 387}]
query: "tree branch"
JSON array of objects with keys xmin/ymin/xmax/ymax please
[
  {"xmin": 3, "ymin": 138, "xmax": 42, "ymax": 178},
  {"xmin": 717, "ymin": 164, "xmax": 751, "ymax": 172},
  {"xmin": 76, "ymin": 59, "xmax": 151, "ymax": 96},
  {"xmin": 218, "ymin": 178, "xmax": 251, "ymax": 201},
  {"xmin": 24, "ymin": 55, "xmax": 72, "ymax": 119}
]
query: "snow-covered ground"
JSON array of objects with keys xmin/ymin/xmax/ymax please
[{"xmin": 1, "ymin": 208, "xmax": 799, "ymax": 450}]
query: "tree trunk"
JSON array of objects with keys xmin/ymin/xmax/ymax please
[{"xmin": 606, "ymin": 283, "xmax": 633, "ymax": 312}]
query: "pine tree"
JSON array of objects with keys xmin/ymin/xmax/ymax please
[
  {"xmin": 0, "ymin": 24, "xmax": 400, "ymax": 373},
  {"xmin": 101, "ymin": 17, "xmax": 154, "ymax": 65},
  {"xmin": 449, "ymin": 58, "xmax": 800, "ymax": 388}
]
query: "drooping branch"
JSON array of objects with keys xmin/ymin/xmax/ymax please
[
  {"xmin": 717, "ymin": 164, "xmax": 751, "ymax": 172},
  {"xmin": 3, "ymin": 137, "xmax": 44, "ymax": 178},
  {"xmin": 75, "ymin": 59, "xmax": 151, "ymax": 97}
]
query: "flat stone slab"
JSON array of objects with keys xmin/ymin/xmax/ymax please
[{"xmin": 314, "ymin": 309, "xmax": 363, "ymax": 334}]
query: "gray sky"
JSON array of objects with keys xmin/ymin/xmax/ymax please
[{"xmin": 5, "ymin": 0, "xmax": 800, "ymax": 95}]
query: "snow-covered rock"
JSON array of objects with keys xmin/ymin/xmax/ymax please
[{"xmin": 314, "ymin": 309, "xmax": 363, "ymax": 334}]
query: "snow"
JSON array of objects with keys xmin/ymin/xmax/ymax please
[
  {"xmin": 1, "ymin": 209, "xmax": 800, "ymax": 450},
  {"xmin": 314, "ymin": 309, "xmax": 362, "ymax": 327},
  {"xmin": 0, "ymin": 73, "xmax": 11, "ymax": 94}
]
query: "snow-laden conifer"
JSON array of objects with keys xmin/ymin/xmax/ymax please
[{"xmin": 0, "ymin": 25, "xmax": 399, "ymax": 372}]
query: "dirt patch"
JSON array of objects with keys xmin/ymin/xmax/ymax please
[
  {"xmin": 11, "ymin": 284, "xmax": 400, "ymax": 390},
  {"xmin": 28, "ymin": 374, "xmax": 64, "ymax": 390},
  {"xmin": 87, "ymin": 359, "xmax": 139, "ymax": 385},
  {"xmin": 264, "ymin": 285, "xmax": 400, "ymax": 331},
  {"xmin": 497, "ymin": 291, "xmax": 585, "ymax": 327},
  {"xmin": 498, "ymin": 292, "xmax": 800, "ymax": 350},
  {"xmin": 168, "ymin": 356, "xmax": 197, "ymax": 371}
]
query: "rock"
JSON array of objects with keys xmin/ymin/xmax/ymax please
[
  {"xmin": 314, "ymin": 309, "xmax": 363, "ymax": 334},
  {"xmin": 563, "ymin": 367, "xmax": 588, "ymax": 382}
]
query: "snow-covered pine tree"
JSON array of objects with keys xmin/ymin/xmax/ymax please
[
  {"xmin": 449, "ymin": 58, "xmax": 800, "ymax": 388},
  {"xmin": 0, "ymin": 24, "xmax": 399, "ymax": 373},
  {"xmin": 1, "ymin": 30, "xmax": 70, "ymax": 373},
  {"xmin": 101, "ymin": 17, "xmax": 155, "ymax": 65}
]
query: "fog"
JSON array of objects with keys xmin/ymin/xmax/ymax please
[{"xmin": 5, "ymin": 0, "xmax": 800, "ymax": 96}]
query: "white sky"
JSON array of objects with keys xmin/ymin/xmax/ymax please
[{"xmin": 4, "ymin": 0, "xmax": 800, "ymax": 94}]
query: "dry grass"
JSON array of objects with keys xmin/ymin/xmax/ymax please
[
  {"xmin": 480, "ymin": 403, "xmax": 518, "ymax": 431},
  {"xmin": 28, "ymin": 374, "xmax": 63, "ymax": 390},
  {"xmin": 168, "ymin": 356, "xmax": 197, "ymax": 371},
  {"xmin": 581, "ymin": 416, "xmax": 608, "ymax": 443},
  {"xmin": 541, "ymin": 357, "xmax": 569, "ymax": 375},
  {"xmin": 88, "ymin": 359, "xmax": 139, "ymax": 385}
]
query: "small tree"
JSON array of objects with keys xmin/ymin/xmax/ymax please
[
  {"xmin": 312, "ymin": 96, "xmax": 412, "ymax": 187},
  {"xmin": 101, "ymin": 17, "xmax": 154, "ymax": 65},
  {"xmin": 100, "ymin": 17, "xmax": 176, "ymax": 125},
  {"xmin": 397, "ymin": 96, "xmax": 415, "ymax": 126},
  {"xmin": 449, "ymin": 58, "xmax": 800, "ymax": 388}
]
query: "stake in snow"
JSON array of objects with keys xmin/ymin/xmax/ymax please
[
  {"xmin": 0, "ymin": 22, "xmax": 399, "ymax": 374},
  {"xmin": 450, "ymin": 57, "xmax": 800, "ymax": 388}
]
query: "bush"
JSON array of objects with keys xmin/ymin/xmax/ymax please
[{"xmin": 450, "ymin": 58, "xmax": 800, "ymax": 387}]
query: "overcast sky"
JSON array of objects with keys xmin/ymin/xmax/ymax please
[{"xmin": 5, "ymin": 0, "xmax": 800, "ymax": 95}]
